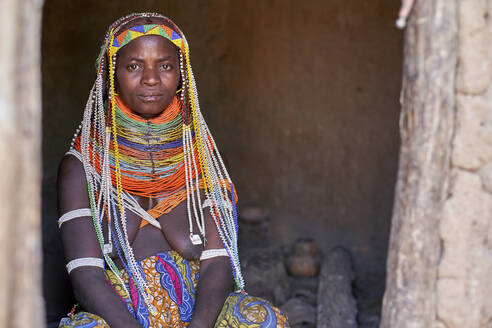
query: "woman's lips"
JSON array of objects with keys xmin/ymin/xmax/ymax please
[{"xmin": 138, "ymin": 94, "xmax": 163, "ymax": 102}]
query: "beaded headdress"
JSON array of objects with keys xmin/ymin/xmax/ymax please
[{"xmin": 69, "ymin": 13, "xmax": 243, "ymax": 312}]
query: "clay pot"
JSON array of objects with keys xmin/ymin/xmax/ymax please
[{"xmin": 287, "ymin": 238, "xmax": 321, "ymax": 277}]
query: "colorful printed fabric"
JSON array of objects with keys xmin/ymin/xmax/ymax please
[
  {"xmin": 216, "ymin": 293, "xmax": 289, "ymax": 328},
  {"xmin": 59, "ymin": 251, "xmax": 289, "ymax": 328},
  {"xmin": 58, "ymin": 312, "xmax": 109, "ymax": 328}
]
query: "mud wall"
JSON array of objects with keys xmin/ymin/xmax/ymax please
[
  {"xmin": 41, "ymin": 0, "xmax": 402, "ymax": 321},
  {"xmin": 437, "ymin": 1, "xmax": 492, "ymax": 326}
]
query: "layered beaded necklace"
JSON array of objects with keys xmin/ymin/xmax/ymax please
[
  {"xmin": 73, "ymin": 95, "xmax": 197, "ymax": 199},
  {"xmin": 68, "ymin": 13, "xmax": 244, "ymax": 313}
]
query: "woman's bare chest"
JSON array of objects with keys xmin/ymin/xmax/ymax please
[{"xmin": 105, "ymin": 194, "xmax": 203, "ymax": 262}]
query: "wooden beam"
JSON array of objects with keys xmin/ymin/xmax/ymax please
[
  {"xmin": 0, "ymin": 0, "xmax": 45, "ymax": 326},
  {"xmin": 381, "ymin": 0, "xmax": 458, "ymax": 327}
]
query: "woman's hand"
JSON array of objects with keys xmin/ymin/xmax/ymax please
[{"xmin": 189, "ymin": 256, "xmax": 233, "ymax": 328}]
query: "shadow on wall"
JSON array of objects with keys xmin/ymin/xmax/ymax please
[{"xmin": 41, "ymin": 0, "xmax": 402, "ymax": 324}]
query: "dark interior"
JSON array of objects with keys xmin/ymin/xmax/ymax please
[{"xmin": 41, "ymin": 1, "xmax": 402, "ymax": 325}]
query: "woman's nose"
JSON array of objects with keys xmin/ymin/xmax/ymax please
[{"xmin": 142, "ymin": 67, "xmax": 159, "ymax": 86}]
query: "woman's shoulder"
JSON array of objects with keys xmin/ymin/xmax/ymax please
[
  {"xmin": 57, "ymin": 154, "xmax": 89, "ymax": 209},
  {"xmin": 58, "ymin": 154, "xmax": 85, "ymax": 183}
]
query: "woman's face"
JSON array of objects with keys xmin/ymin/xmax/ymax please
[{"xmin": 116, "ymin": 35, "xmax": 180, "ymax": 119}]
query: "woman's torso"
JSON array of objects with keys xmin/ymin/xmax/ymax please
[{"xmin": 104, "ymin": 188, "xmax": 204, "ymax": 269}]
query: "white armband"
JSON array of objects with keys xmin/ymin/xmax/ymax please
[
  {"xmin": 66, "ymin": 257, "xmax": 104, "ymax": 274},
  {"xmin": 58, "ymin": 208, "xmax": 92, "ymax": 228},
  {"xmin": 200, "ymin": 249, "xmax": 228, "ymax": 261}
]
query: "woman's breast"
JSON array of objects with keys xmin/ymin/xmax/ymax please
[{"xmin": 110, "ymin": 195, "xmax": 203, "ymax": 264}]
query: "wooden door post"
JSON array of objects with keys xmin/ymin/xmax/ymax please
[
  {"xmin": 381, "ymin": 1, "xmax": 458, "ymax": 327},
  {"xmin": 0, "ymin": 0, "xmax": 45, "ymax": 326}
]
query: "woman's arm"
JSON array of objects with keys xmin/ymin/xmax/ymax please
[
  {"xmin": 190, "ymin": 257, "xmax": 233, "ymax": 328},
  {"xmin": 58, "ymin": 155, "xmax": 140, "ymax": 328},
  {"xmin": 188, "ymin": 207, "xmax": 234, "ymax": 328}
]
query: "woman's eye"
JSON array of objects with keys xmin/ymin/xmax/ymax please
[
  {"xmin": 127, "ymin": 64, "xmax": 138, "ymax": 71},
  {"xmin": 161, "ymin": 63, "xmax": 171, "ymax": 70}
]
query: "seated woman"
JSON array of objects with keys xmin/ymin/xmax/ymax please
[{"xmin": 57, "ymin": 13, "xmax": 289, "ymax": 328}]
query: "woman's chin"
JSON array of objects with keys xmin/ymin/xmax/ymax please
[
  {"xmin": 137, "ymin": 95, "xmax": 164, "ymax": 103},
  {"xmin": 133, "ymin": 110, "xmax": 164, "ymax": 119},
  {"xmin": 132, "ymin": 103, "xmax": 170, "ymax": 119}
]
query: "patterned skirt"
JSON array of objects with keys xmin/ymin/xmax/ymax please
[{"xmin": 59, "ymin": 251, "xmax": 289, "ymax": 327}]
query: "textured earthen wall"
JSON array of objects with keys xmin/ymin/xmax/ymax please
[
  {"xmin": 437, "ymin": 1, "xmax": 492, "ymax": 326},
  {"xmin": 41, "ymin": 0, "xmax": 402, "ymax": 321}
]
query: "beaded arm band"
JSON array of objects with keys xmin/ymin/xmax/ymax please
[
  {"xmin": 66, "ymin": 257, "xmax": 104, "ymax": 274},
  {"xmin": 58, "ymin": 208, "xmax": 92, "ymax": 228},
  {"xmin": 200, "ymin": 249, "xmax": 228, "ymax": 261}
]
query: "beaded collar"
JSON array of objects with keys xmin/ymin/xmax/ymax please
[{"xmin": 73, "ymin": 95, "xmax": 197, "ymax": 199}]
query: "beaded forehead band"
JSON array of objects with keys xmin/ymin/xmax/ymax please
[{"xmin": 108, "ymin": 24, "xmax": 185, "ymax": 57}]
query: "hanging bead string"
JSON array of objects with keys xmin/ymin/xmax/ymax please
[
  {"xmin": 179, "ymin": 46, "xmax": 206, "ymax": 244},
  {"xmin": 101, "ymin": 127, "xmax": 113, "ymax": 255},
  {"xmin": 183, "ymin": 124, "xmax": 205, "ymax": 244},
  {"xmin": 108, "ymin": 48, "xmax": 155, "ymax": 313},
  {"xmin": 182, "ymin": 45, "xmax": 209, "ymax": 195},
  {"xmin": 176, "ymin": 28, "xmax": 244, "ymax": 288},
  {"xmin": 178, "ymin": 50, "xmax": 190, "ymax": 124},
  {"xmin": 204, "ymin": 126, "xmax": 242, "ymax": 287},
  {"xmin": 186, "ymin": 125, "xmax": 206, "ymax": 240},
  {"xmin": 104, "ymin": 48, "xmax": 149, "ymax": 305},
  {"xmin": 79, "ymin": 74, "xmax": 123, "ymax": 289},
  {"xmin": 97, "ymin": 77, "xmax": 128, "ymax": 289}
]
